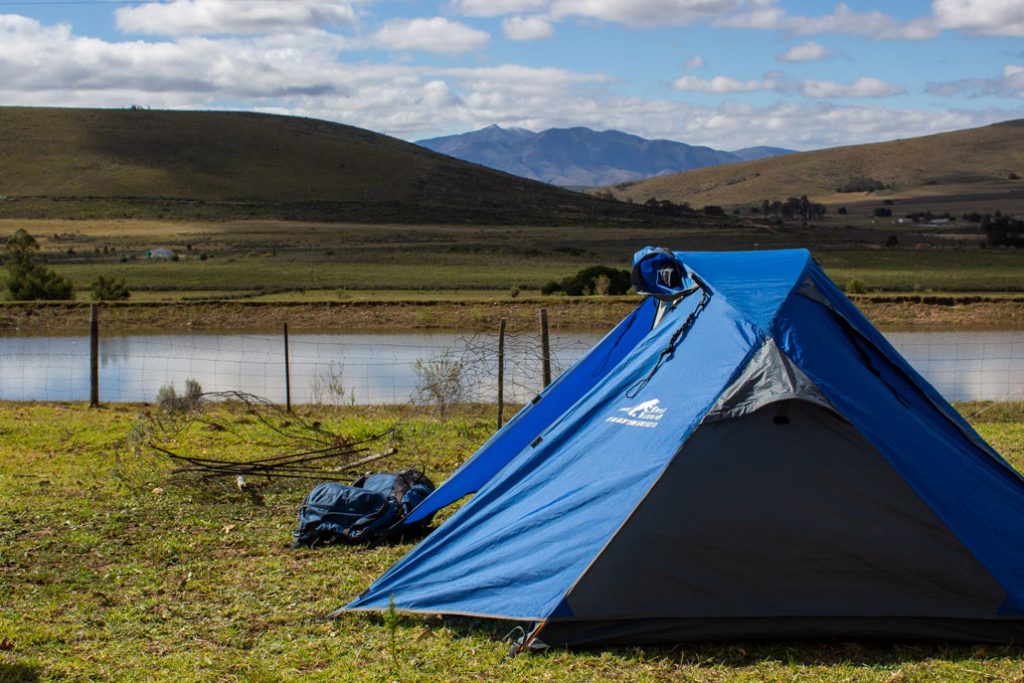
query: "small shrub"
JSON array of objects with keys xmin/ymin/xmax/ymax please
[
  {"xmin": 90, "ymin": 275, "xmax": 131, "ymax": 301},
  {"xmin": 542, "ymin": 266, "xmax": 631, "ymax": 296},
  {"xmin": 845, "ymin": 278, "xmax": 867, "ymax": 294},
  {"xmin": 1010, "ymin": 172, "xmax": 1021, "ymax": 180},
  {"xmin": 413, "ymin": 351, "xmax": 466, "ymax": 418},
  {"xmin": 837, "ymin": 207, "xmax": 848, "ymax": 215},
  {"xmin": 873, "ymin": 207, "xmax": 893, "ymax": 218},
  {"xmin": 884, "ymin": 235, "xmax": 899, "ymax": 248},
  {"xmin": 156, "ymin": 379, "xmax": 203, "ymax": 412},
  {"xmin": 310, "ymin": 362, "xmax": 353, "ymax": 405},
  {"xmin": 509, "ymin": 286, "xmax": 520, "ymax": 298},
  {"xmin": 837, "ymin": 177, "xmax": 885, "ymax": 193}
]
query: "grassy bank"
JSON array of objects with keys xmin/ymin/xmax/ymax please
[
  {"xmin": 1, "ymin": 401, "xmax": 1023, "ymax": 681},
  {"xmin": 2, "ymin": 294, "xmax": 1024, "ymax": 335}
]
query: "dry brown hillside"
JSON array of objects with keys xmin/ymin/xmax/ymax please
[
  {"xmin": 606, "ymin": 119, "xmax": 1024, "ymax": 211},
  {"xmin": 0, "ymin": 107, "xmax": 650, "ymax": 224}
]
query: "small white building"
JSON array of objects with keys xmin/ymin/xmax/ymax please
[{"xmin": 147, "ymin": 248, "xmax": 176, "ymax": 260}]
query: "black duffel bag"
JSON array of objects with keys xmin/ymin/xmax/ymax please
[{"xmin": 293, "ymin": 470, "xmax": 434, "ymax": 547}]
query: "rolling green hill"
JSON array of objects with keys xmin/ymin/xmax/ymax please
[
  {"xmin": 0, "ymin": 107, "xmax": 650, "ymax": 224},
  {"xmin": 605, "ymin": 119, "xmax": 1024, "ymax": 212}
]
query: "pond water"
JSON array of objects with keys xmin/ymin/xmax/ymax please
[{"xmin": 0, "ymin": 330, "xmax": 1021, "ymax": 405}]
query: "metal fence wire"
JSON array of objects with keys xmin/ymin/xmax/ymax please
[{"xmin": 0, "ymin": 320, "xmax": 1022, "ymax": 406}]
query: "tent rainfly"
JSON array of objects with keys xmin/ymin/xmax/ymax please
[{"xmin": 338, "ymin": 247, "xmax": 1024, "ymax": 649}]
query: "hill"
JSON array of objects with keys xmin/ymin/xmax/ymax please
[
  {"xmin": 417, "ymin": 125, "xmax": 794, "ymax": 187},
  {"xmin": 605, "ymin": 119, "xmax": 1024, "ymax": 212},
  {"xmin": 0, "ymin": 107, "xmax": 654, "ymax": 224}
]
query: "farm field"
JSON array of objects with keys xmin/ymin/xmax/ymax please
[
  {"xmin": 2, "ymin": 219, "xmax": 1022, "ymax": 300},
  {"xmin": 1, "ymin": 401, "xmax": 1024, "ymax": 682}
]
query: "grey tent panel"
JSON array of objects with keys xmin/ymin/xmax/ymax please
[
  {"xmin": 705, "ymin": 337, "xmax": 836, "ymax": 422},
  {"xmin": 563, "ymin": 401, "xmax": 1005, "ymax": 625}
]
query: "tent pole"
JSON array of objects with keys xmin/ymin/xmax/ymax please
[
  {"xmin": 540, "ymin": 308, "xmax": 551, "ymax": 388},
  {"xmin": 497, "ymin": 318, "xmax": 506, "ymax": 428}
]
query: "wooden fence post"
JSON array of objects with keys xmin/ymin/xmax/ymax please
[
  {"xmin": 539, "ymin": 308, "xmax": 551, "ymax": 388},
  {"xmin": 89, "ymin": 304, "xmax": 99, "ymax": 407},
  {"xmin": 283, "ymin": 323, "xmax": 292, "ymax": 412},
  {"xmin": 497, "ymin": 318, "xmax": 506, "ymax": 428}
]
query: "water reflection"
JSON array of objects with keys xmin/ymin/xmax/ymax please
[{"xmin": 0, "ymin": 330, "xmax": 1021, "ymax": 404}]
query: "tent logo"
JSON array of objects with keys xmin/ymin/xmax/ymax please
[{"xmin": 608, "ymin": 399, "xmax": 666, "ymax": 428}]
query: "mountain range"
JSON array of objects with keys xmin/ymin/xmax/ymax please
[{"xmin": 417, "ymin": 125, "xmax": 794, "ymax": 187}]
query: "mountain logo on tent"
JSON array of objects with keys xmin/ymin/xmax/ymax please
[{"xmin": 607, "ymin": 399, "xmax": 666, "ymax": 428}]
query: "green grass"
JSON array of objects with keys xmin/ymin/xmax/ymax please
[
  {"xmin": 43, "ymin": 249, "xmax": 1023, "ymax": 296},
  {"xmin": 4, "ymin": 218, "xmax": 1017, "ymax": 297},
  {"xmin": 2, "ymin": 402, "xmax": 1024, "ymax": 681},
  {"xmin": 816, "ymin": 250, "xmax": 1024, "ymax": 292},
  {"xmin": 50, "ymin": 258, "xmax": 574, "ymax": 293}
]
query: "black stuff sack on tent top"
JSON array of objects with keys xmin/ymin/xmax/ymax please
[{"xmin": 293, "ymin": 470, "xmax": 435, "ymax": 547}]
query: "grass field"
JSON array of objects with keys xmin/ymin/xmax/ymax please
[
  {"xmin": 2, "ymin": 402, "xmax": 1024, "ymax": 682},
  {"xmin": 3, "ymin": 219, "xmax": 1022, "ymax": 298}
]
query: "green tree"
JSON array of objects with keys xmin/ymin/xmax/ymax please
[
  {"xmin": 90, "ymin": 275, "xmax": 131, "ymax": 301},
  {"xmin": 3, "ymin": 229, "xmax": 74, "ymax": 300}
]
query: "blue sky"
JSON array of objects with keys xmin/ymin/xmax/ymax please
[{"xmin": 1, "ymin": 0, "xmax": 1022, "ymax": 150}]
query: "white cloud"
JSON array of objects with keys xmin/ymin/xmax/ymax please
[
  {"xmin": 926, "ymin": 64, "xmax": 1024, "ymax": 98},
  {"xmin": 672, "ymin": 71, "xmax": 904, "ymax": 99},
  {"xmin": 502, "ymin": 15, "xmax": 555, "ymax": 40},
  {"xmin": 672, "ymin": 74, "xmax": 771, "ymax": 93},
  {"xmin": 549, "ymin": 0, "xmax": 743, "ymax": 28},
  {"xmin": 0, "ymin": 13, "xmax": 1019, "ymax": 151},
  {"xmin": 116, "ymin": 0, "xmax": 358, "ymax": 36},
  {"xmin": 717, "ymin": 1, "xmax": 939, "ymax": 40},
  {"xmin": 447, "ymin": 0, "xmax": 549, "ymax": 18},
  {"xmin": 683, "ymin": 55, "xmax": 705, "ymax": 69},
  {"xmin": 932, "ymin": 0, "xmax": 1024, "ymax": 37},
  {"xmin": 777, "ymin": 41, "xmax": 831, "ymax": 62},
  {"xmin": 372, "ymin": 17, "xmax": 490, "ymax": 54},
  {"xmin": 799, "ymin": 77, "xmax": 904, "ymax": 98}
]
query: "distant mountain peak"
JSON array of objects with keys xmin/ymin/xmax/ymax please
[{"xmin": 417, "ymin": 125, "xmax": 795, "ymax": 187}]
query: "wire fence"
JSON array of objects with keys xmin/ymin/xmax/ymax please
[
  {"xmin": 1, "ymin": 320, "xmax": 1023, "ymax": 406},
  {"xmin": 0, "ymin": 326, "xmax": 596, "ymax": 406}
]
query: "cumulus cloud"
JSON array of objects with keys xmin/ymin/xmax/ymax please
[
  {"xmin": 448, "ymin": 0, "xmax": 549, "ymax": 18},
  {"xmin": 777, "ymin": 41, "xmax": 832, "ymax": 62},
  {"xmin": 932, "ymin": 0, "xmax": 1024, "ymax": 37},
  {"xmin": 800, "ymin": 77, "xmax": 904, "ymax": 98},
  {"xmin": 717, "ymin": 1, "xmax": 939, "ymax": 40},
  {"xmin": 683, "ymin": 55, "xmax": 705, "ymax": 69},
  {"xmin": 116, "ymin": 0, "xmax": 358, "ymax": 36},
  {"xmin": 672, "ymin": 74, "xmax": 770, "ymax": 93},
  {"xmin": 672, "ymin": 71, "xmax": 904, "ymax": 98},
  {"xmin": 372, "ymin": 17, "xmax": 490, "ymax": 53},
  {"xmin": 926, "ymin": 64, "xmax": 1024, "ymax": 98},
  {"xmin": 502, "ymin": 15, "xmax": 555, "ymax": 40},
  {"xmin": 549, "ymin": 0, "xmax": 743, "ymax": 28}
]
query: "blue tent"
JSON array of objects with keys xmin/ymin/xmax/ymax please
[{"xmin": 341, "ymin": 247, "xmax": 1024, "ymax": 647}]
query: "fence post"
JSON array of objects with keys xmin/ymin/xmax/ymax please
[
  {"xmin": 89, "ymin": 304, "xmax": 99, "ymax": 407},
  {"xmin": 283, "ymin": 322, "xmax": 292, "ymax": 412},
  {"xmin": 539, "ymin": 308, "xmax": 551, "ymax": 388},
  {"xmin": 497, "ymin": 318, "xmax": 506, "ymax": 428}
]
